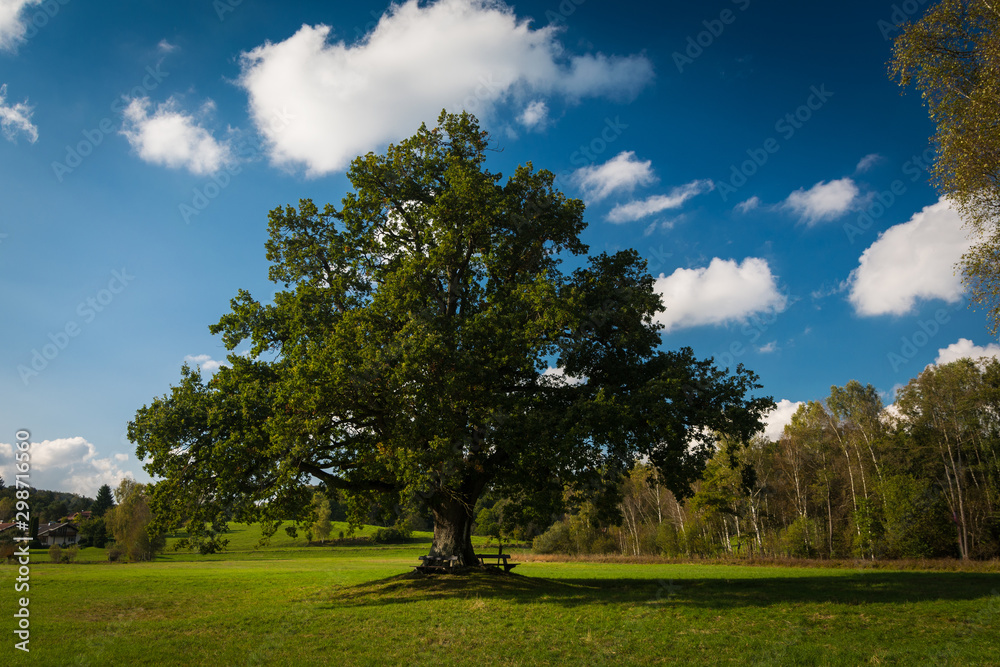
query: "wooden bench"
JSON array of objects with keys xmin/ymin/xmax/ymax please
[
  {"xmin": 415, "ymin": 554, "xmax": 459, "ymax": 573},
  {"xmin": 475, "ymin": 547, "xmax": 517, "ymax": 572}
]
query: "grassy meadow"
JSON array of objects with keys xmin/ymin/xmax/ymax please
[{"xmin": 2, "ymin": 523, "xmax": 999, "ymax": 665}]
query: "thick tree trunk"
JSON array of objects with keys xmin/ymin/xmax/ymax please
[{"xmin": 428, "ymin": 496, "xmax": 479, "ymax": 567}]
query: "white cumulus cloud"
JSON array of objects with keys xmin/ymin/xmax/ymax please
[
  {"xmin": 763, "ymin": 399, "xmax": 803, "ymax": 442},
  {"xmin": 184, "ymin": 354, "xmax": 223, "ymax": 372},
  {"xmin": 0, "ymin": 437, "xmax": 134, "ymax": 497},
  {"xmin": 517, "ymin": 99, "xmax": 548, "ymax": 129},
  {"xmin": 0, "ymin": 0, "xmax": 40, "ymax": 51},
  {"xmin": 653, "ymin": 257, "xmax": 787, "ymax": 332},
  {"xmin": 542, "ymin": 366, "xmax": 585, "ymax": 385},
  {"xmin": 607, "ymin": 179, "xmax": 713, "ymax": 223},
  {"xmin": 0, "ymin": 83, "xmax": 38, "ymax": 143},
  {"xmin": 935, "ymin": 338, "xmax": 1000, "ymax": 366},
  {"xmin": 237, "ymin": 0, "xmax": 653, "ymax": 176},
  {"xmin": 570, "ymin": 151, "xmax": 655, "ymax": 203},
  {"xmin": 784, "ymin": 177, "xmax": 860, "ymax": 225},
  {"xmin": 121, "ymin": 97, "xmax": 231, "ymax": 175},
  {"xmin": 847, "ymin": 198, "xmax": 972, "ymax": 316}
]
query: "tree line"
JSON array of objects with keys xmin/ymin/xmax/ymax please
[{"xmin": 517, "ymin": 357, "xmax": 1000, "ymax": 560}]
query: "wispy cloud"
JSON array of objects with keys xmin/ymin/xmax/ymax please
[
  {"xmin": 735, "ymin": 196, "xmax": 760, "ymax": 213},
  {"xmin": 0, "ymin": 0, "xmax": 40, "ymax": 52},
  {"xmin": 0, "ymin": 84, "xmax": 38, "ymax": 143},
  {"xmin": 855, "ymin": 153, "xmax": 882, "ymax": 173},
  {"xmin": 607, "ymin": 179, "xmax": 713, "ymax": 223}
]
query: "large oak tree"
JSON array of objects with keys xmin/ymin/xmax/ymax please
[{"xmin": 129, "ymin": 112, "xmax": 773, "ymax": 566}]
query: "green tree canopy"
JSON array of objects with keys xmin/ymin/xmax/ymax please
[
  {"xmin": 891, "ymin": 0, "xmax": 1000, "ymax": 331},
  {"xmin": 129, "ymin": 111, "xmax": 773, "ymax": 566}
]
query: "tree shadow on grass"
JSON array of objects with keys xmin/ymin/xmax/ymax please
[{"xmin": 320, "ymin": 568, "xmax": 1000, "ymax": 611}]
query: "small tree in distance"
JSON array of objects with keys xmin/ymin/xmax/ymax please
[
  {"xmin": 91, "ymin": 484, "xmax": 115, "ymax": 517},
  {"xmin": 106, "ymin": 479, "xmax": 164, "ymax": 562},
  {"xmin": 311, "ymin": 492, "xmax": 332, "ymax": 544}
]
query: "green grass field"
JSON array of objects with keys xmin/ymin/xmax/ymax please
[{"xmin": 3, "ymin": 524, "xmax": 999, "ymax": 665}]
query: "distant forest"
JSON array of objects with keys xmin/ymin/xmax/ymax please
[
  {"xmin": 0, "ymin": 487, "xmax": 93, "ymax": 524},
  {"xmin": 513, "ymin": 357, "xmax": 1000, "ymax": 560}
]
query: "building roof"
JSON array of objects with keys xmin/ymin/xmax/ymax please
[{"xmin": 37, "ymin": 522, "xmax": 78, "ymax": 536}]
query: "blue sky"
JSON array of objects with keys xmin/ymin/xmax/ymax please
[{"xmin": 2, "ymin": 0, "xmax": 997, "ymax": 496}]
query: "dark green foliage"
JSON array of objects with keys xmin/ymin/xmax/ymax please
[
  {"xmin": 91, "ymin": 484, "xmax": 115, "ymax": 517},
  {"xmin": 77, "ymin": 516, "xmax": 108, "ymax": 548},
  {"xmin": 129, "ymin": 111, "xmax": 772, "ymax": 566},
  {"xmin": 879, "ymin": 474, "xmax": 954, "ymax": 558},
  {"xmin": 531, "ymin": 521, "xmax": 572, "ymax": 554},
  {"xmin": 371, "ymin": 525, "xmax": 412, "ymax": 543},
  {"xmin": 0, "ymin": 487, "xmax": 92, "ymax": 523}
]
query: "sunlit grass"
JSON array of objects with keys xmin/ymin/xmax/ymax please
[{"xmin": 3, "ymin": 525, "xmax": 998, "ymax": 665}]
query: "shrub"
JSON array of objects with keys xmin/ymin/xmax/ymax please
[
  {"xmin": 371, "ymin": 525, "xmax": 411, "ymax": 543},
  {"xmin": 48, "ymin": 544, "xmax": 62, "ymax": 563},
  {"xmin": 655, "ymin": 522, "xmax": 683, "ymax": 557},
  {"xmin": 61, "ymin": 545, "xmax": 79, "ymax": 563},
  {"xmin": 108, "ymin": 545, "xmax": 124, "ymax": 562},
  {"xmin": 532, "ymin": 521, "xmax": 571, "ymax": 554},
  {"xmin": 782, "ymin": 516, "xmax": 822, "ymax": 558}
]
